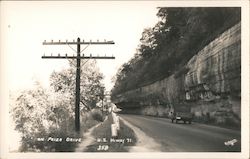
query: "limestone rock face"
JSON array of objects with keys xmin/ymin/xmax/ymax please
[
  {"xmin": 113, "ymin": 22, "xmax": 241, "ymax": 126},
  {"xmin": 185, "ymin": 22, "xmax": 241, "ymax": 100}
]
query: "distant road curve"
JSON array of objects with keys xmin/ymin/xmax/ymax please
[{"xmin": 120, "ymin": 114, "xmax": 241, "ymax": 152}]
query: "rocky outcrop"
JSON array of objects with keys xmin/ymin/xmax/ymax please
[
  {"xmin": 185, "ymin": 22, "xmax": 241, "ymax": 99},
  {"xmin": 113, "ymin": 22, "xmax": 241, "ymax": 127}
]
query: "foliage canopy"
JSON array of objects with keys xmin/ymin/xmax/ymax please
[
  {"xmin": 111, "ymin": 7, "xmax": 240, "ymax": 98},
  {"xmin": 11, "ymin": 60, "xmax": 105, "ymax": 152}
]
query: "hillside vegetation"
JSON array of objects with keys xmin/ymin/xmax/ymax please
[
  {"xmin": 10, "ymin": 60, "xmax": 105, "ymax": 152},
  {"xmin": 111, "ymin": 8, "xmax": 240, "ymax": 98}
]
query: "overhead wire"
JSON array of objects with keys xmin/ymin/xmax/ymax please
[{"xmin": 65, "ymin": 42, "xmax": 91, "ymax": 68}]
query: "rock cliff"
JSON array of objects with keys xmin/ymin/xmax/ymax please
[{"xmin": 113, "ymin": 22, "xmax": 241, "ymax": 127}]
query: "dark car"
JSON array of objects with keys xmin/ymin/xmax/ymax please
[
  {"xmin": 169, "ymin": 104, "xmax": 193, "ymax": 124},
  {"xmin": 171, "ymin": 112, "xmax": 193, "ymax": 124}
]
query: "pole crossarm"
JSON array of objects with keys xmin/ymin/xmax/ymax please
[
  {"xmin": 42, "ymin": 37, "xmax": 115, "ymax": 133},
  {"xmin": 42, "ymin": 56, "xmax": 115, "ymax": 59},
  {"xmin": 43, "ymin": 40, "xmax": 115, "ymax": 45}
]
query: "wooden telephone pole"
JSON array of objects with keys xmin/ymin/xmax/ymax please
[{"xmin": 42, "ymin": 37, "xmax": 115, "ymax": 132}]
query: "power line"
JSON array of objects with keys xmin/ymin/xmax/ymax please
[{"xmin": 42, "ymin": 37, "xmax": 115, "ymax": 132}]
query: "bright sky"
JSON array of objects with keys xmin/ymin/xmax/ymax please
[{"xmin": 1, "ymin": 1, "xmax": 163, "ymax": 92}]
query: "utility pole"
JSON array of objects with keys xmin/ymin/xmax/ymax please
[{"xmin": 42, "ymin": 37, "xmax": 115, "ymax": 132}]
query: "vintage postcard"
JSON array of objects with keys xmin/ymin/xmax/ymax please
[{"xmin": 0, "ymin": 0, "xmax": 249, "ymax": 159}]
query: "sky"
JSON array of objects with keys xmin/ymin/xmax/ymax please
[
  {"xmin": 1, "ymin": 1, "xmax": 163, "ymax": 92},
  {"xmin": 1, "ymin": 1, "xmax": 161, "ymax": 151}
]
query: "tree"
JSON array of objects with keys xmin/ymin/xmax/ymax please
[
  {"xmin": 111, "ymin": 7, "xmax": 240, "ymax": 97},
  {"xmin": 50, "ymin": 59, "xmax": 104, "ymax": 111},
  {"xmin": 11, "ymin": 60, "xmax": 105, "ymax": 152},
  {"xmin": 11, "ymin": 82, "xmax": 53, "ymax": 151}
]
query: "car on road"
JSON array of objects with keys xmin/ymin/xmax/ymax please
[
  {"xmin": 169, "ymin": 104, "xmax": 193, "ymax": 124},
  {"xmin": 171, "ymin": 112, "xmax": 193, "ymax": 124}
]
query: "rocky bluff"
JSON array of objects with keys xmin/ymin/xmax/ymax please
[{"xmin": 113, "ymin": 22, "xmax": 241, "ymax": 128}]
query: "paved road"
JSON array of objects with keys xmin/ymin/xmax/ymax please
[{"xmin": 120, "ymin": 114, "xmax": 241, "ymax": 152}]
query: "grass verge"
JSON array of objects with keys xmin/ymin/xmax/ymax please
[{"xmin": 85, "ymin": 114, "xmax": 137, "ymax": 152}]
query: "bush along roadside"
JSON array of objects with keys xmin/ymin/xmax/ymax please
[
  {"xmin": 85, "ymin": 114, "xmax": 137, "ymax": 152},
  {"xmin": 17, "ymin": 108, "xmax": 105, "ymax": 152}
]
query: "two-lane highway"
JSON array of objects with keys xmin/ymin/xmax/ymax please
[{"xmin": 120, "ymin": 114, "xmax": 241, "ymax": 152}]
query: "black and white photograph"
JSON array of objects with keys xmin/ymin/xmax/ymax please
[{"xmin": 0, "ymin": 1, "xmax": 249, "ymax": 159}]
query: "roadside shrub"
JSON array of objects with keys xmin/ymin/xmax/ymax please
[
  {"xmin": 11, "ymin": 86, "xmax": 103, "ymax": 152},
  {"xmin": 91, "ymin": 109, "xmax": 104, "ymax": 122}
]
